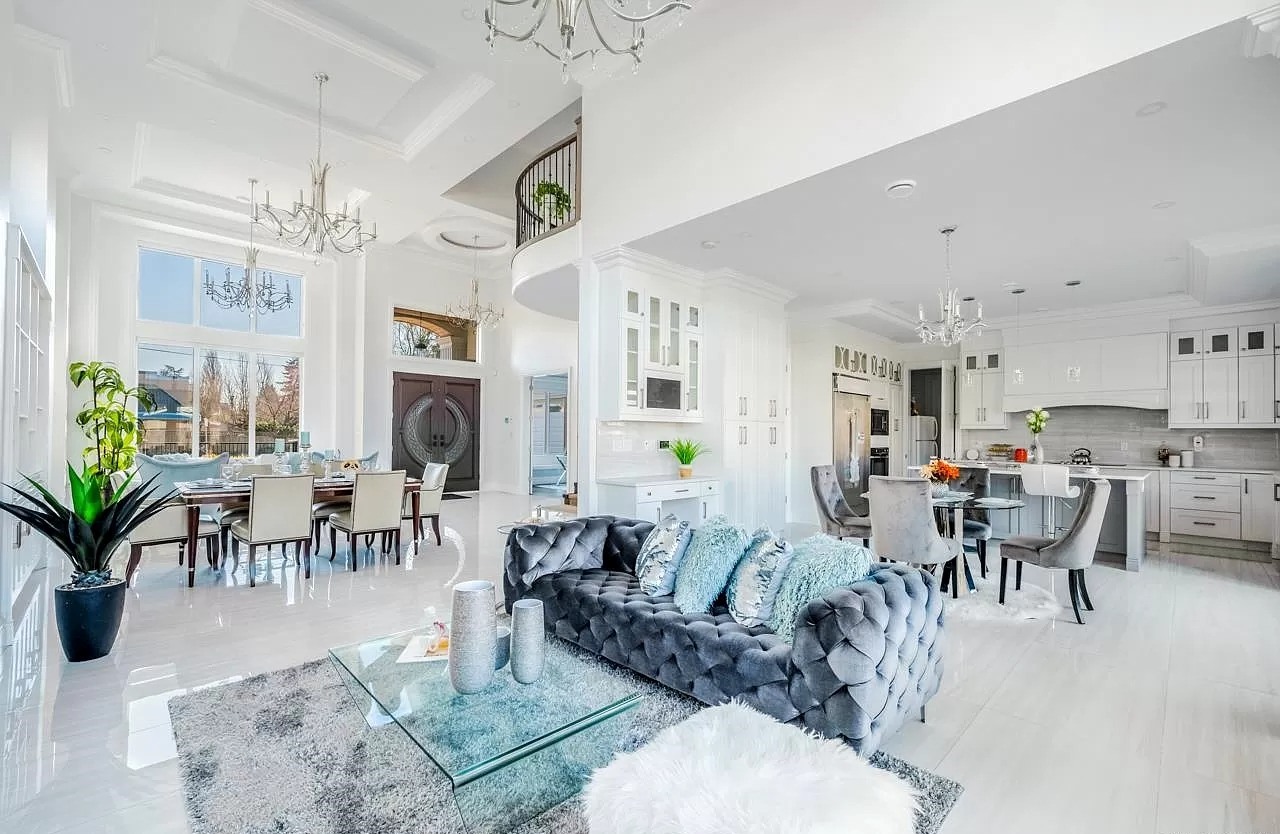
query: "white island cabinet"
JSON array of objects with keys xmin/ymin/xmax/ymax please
[{"xmin": 596, "ymin": 475, "xmax": 722, "ymax": 527}]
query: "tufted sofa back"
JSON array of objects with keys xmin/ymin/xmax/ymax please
[
  {"xmin": 504, "ymin": 516, "xmax": 654, "ymax": 609},
  {"xmin": 602, "ymin": 518, "xmax": 656, "ymax": 572}
]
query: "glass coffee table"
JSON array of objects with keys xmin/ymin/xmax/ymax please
[{"xmin": 329, "ymin": 627, "xmax": 642, "ymax": 833}]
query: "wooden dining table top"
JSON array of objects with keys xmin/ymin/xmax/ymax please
[{"xmin": 174, "ymin": 475, "xmax": 423, "ymax": 504}]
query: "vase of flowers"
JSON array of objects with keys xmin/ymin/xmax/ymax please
[
  {"xmin": 919, "ymin": 458, "xmax": 961, "ymax": 497},
  {"xmin": 1025, "ymin": 408, "xmax": 1050, "ymax": 463}
]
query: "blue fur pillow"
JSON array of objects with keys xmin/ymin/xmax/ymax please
[
  {"xmin": 767, "ymin": 534, "xmax": 873, "ymax": 642},
  {"xmin": 726, "ymin": 526, "xmax": 795, "ymax": 627},
  {"xmin": 673, "ymin": 515, "xmax": 749, "ymax": 614}
]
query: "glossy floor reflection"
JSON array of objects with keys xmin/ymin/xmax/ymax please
[{"xmin": 2, "ymin": 502, "xmax": 1278, "ymax": 834}]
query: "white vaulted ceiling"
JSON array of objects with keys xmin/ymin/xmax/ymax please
[{"xmin": 16, "ymin": 0, "xmax": 593, "ymax": 250}]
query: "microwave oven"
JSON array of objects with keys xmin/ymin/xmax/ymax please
[{"xmin": 644, "ymin": 375, "xmax": 684, "ymax": 411}]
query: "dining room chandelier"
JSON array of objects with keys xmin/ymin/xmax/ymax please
[
  {"xmin": 254, "ymin": 72, "xmax": 376, "ymax": 261},
  {"xmin": 483, "ymin": 0, "xmax": 693, "ymax": 82},
  {"xmin": 204, "ymin": 179, "xmax": 294, "ymax": 314},
  {"xmin": 445, "ymin": 235, "xmax": 504, "ymax": 329},
  {"xmin": 916, "ymin": 226, "xmax": 986, "ymax": 346}
]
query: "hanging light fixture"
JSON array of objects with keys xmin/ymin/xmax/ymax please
[
  {"xmin": 916, "ymin": 226, "xmax": 986, "ymax": 346},
  {"xmin": 204, "ymin": 179, "xmax": 294, "ymax": 314},
  {"xmin": 484, "ymin": 0, "xmax": 693, "ymax": 83},
  {"xmin": 254, "ymin": 73, "xmax": 376, "ymax": 261},
  {"xmin": 1010, "ymin": 288, "xmax": 1025, "ymax": 385},
  {"xmin": 446, "ymin": 235, "xmax": 504, "ymax": 329}
]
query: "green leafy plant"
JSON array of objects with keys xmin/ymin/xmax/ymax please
[
  {"xmin": 533, "ymin": 181, "xmax": 573, "ymax": 223},
  {"xmin": 669, "ymin": 439, "xmax": 708, "ymax": 466},
  {"xmin": 1025, "ymin": 407, "xmax": 1051, "ymax": 434},
  {"xmin": 0, "ymin": 466, "xmax": 173, "ymax": 587},
  {"xmin": 69, "ymin": 361, "xmax": 155, "ymax": 481}
]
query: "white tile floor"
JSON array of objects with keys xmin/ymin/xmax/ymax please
[{"xmin": 2, "ymin": 493, "xmax": 1278, "ymax": 834}]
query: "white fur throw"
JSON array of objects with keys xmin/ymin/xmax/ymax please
[{"xmin": 584, "ymin": 702, "xmax": 917, "ymax": 834}]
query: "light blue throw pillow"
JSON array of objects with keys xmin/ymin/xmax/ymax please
[
  {"xmin": 673, "ymin": 515, "xmax": 749, "ymax": 614},
  {"xmin": 136, "ymin": 452, "xmax": 229, "ymax": 495},
  {"xmin": 727, "ymin": 526, "xmax": 796, "ymax": 627},
  {"xmin": 634, "ymin": 515, "xmax": 693, "ymax": 596},
  {"xmin": 767, "ymin": 534, "xmax": 873, "ymax": 642}
]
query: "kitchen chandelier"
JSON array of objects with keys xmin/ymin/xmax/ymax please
[
  {"xmin": 916, "ymin": 226, "xmax": 986, "ymax": 346},
  {"xmin": 445, "ymin": 235, "xmax": 504, "ymax": 329},
  {"xmin": 483, "ymin": 0, "xmax": 693, "ymax": 82},
  {"xmin": 1010, "ymin": 287, "xmax": 1025, "ymax": 385},
  {"xmin": 254, "ymin": 73, "xmax": 376, "ymax": 261},
  {"xmin": 204, "ymin": 178, "xmax": 294, "ymax": 314}
]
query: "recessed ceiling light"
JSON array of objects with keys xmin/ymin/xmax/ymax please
[
  {"xmin": 96, "ymin": 145, "xmax": 112, "ymax": 154},
  {"xmin": 1010, "ymin": 288, "xmax": 1026, "ymax": 295},
  {"xmin": 1135, "ymin": 101, "xmax": 1167, "ymax": 117},
  {"xmin": 885, "ymin": 180, "xmax": 916, "ymax": 199},
  {"xmin": 1164, "ymin": 255, "xmax": 1183, "ymax": 262},
  {"xmin": 1065, "ymin": 280, "xmax": 1082, "ymax": 287},
  {"xmin": 960, "ymin": 295, "xmax": 975, "ymax": 302},
  {"xmin": 700, "ymin": 240, "xmax": 718, "ymax": 249},
  {"xmin": 1152, "ymin": 200, "xmax": 1176, "ymax": 210},
  {"xmin": 1000, "ymin": 281, "xmax": 1020, "ymax": 289}
]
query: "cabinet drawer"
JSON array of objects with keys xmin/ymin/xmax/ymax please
[
  {"xmin": 1169, "ymin": 483, "xmax": 1241, "ymax": 513},
  {"xmin": 638, "ymin": 481, "xmax": 717, "ymax": 502},
  {"xmin": 1170, "ymin": 510, "xmax": 1242, "ymax": 539},
  {"xmin": 1170, "ymin": 471, "xmax": 1241, "ymax": 488}
]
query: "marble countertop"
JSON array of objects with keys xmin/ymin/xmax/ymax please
[
  {"xmin": 596, "ymin": 474, "xmax": 721, "ymax": 487},
  {"xmin": 968, "ymin": 461, "xmax": 1279, "ymax": 477}
]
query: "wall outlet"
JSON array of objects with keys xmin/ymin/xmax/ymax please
[
  {"xmin": 658, "ymin": 440, "xmax": 671, "ymax": 449},
  {"xmin": 642, "ymin": 439, "xmax": 653, "ymax": 451},
  {"xmin": 1192, "ymin": 435, "xmax": 1204, "ymax": 451}
]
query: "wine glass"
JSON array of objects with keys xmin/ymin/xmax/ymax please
[
  {"xmin": 220, "ymin": 463, "xmax": 234, "ymax": 482},
  {"xmin": 231, "ymin": 460, "xmax": 243, "ymax": 481}
]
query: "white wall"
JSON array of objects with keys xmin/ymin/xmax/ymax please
[{"xmin": 582, "ymin": 0, "xmax": 1260, "ymax": 253}]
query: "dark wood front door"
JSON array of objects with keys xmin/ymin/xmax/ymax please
[{"xmin": 392, "ymin": 373, "xmax": 480, "ymax": 491}]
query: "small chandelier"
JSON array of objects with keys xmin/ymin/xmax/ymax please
[
  {"xmin": 484, "ymin": 0, "xmax": 693, "ymax": 82},
  {"xmin": 254, "ymin": 73, "xmax": 376, "ymax": 261},
  {"xmin": 204, "ymin": 179, "xmax": 294, "ymax": 314},
  {"xmin": 916, "ymin": 226, "xmax": 985, "ymax": 346},
  {"xmin": 1010, "ymin": 287, "xmax": 1025, "ymax": 385},
  {"xmin": 446, "ymin": 235, "xmax": 504, "ymax": 329}
]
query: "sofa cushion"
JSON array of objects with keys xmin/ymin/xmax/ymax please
[
  {"xmin": 506, "ymin": 517, "xmax": 610, "ymax": 592},
  {"xmin": 726, "ymin": 526, "xmax": 795, "ymax": 628},
  {"xmin": 674, "ymin": 515, "xmax": 749, "ymax": 615},
  {"xmin": 768, "ymin": 535, "xmax": 873, "ymax": 642},
  {"xmin": 634, "ymin": 515, "xmax": 693, "ymax": 596}
]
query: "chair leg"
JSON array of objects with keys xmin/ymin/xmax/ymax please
[
  {"xmin": 248, "ymin": 544, "xmax": 257, "ymax": 588},
  {"xmin": 1078, "ymin": 569, "xmax": 1094, "ymax": 611},
  {"xmin": 178, "ymin": 541, "xmax": 185, "ymax": 566},
  {"xmin": 301, "ymin": 538, "xmax": 312, "ymax": 580},
  {"xmin": 1068, "ymin": 570, "xmax": 1084, "ymax": 625},
  {"xmin": 999, "ymin": 557, "xmax": 1008, "ymax": 604},
  {"xmin": 230, "ymin": 537, "xmax": 240, "ymax": 566},
  {"xmin": 329, "ymin": 525, "xmax": 338, "ymax": 562},
  {"xmin": 1015, "ymin": 561, "xmax": 1023, "ymax": 590},
  {"xmin": 919, "ymin": 705, "xmax": 927, "ymax": 723},
  {"xmin": 350, "ymin": 533, "xmax": 358, "ymax": 571},
  {"xmin": 977, "ymin": 539, "xmax": 988, "ymax": 578},
  {"xmin": 394, "ymin": 527, "xmax": 402, "ymax": 565},
  {"xmin": 939, "ymin": 560, "xmax": 951, "ymax": 594},
  {"xmin": 313, "ymin": 519, "xmax": 322, "ymax": 551},
  {"xmin": 126, "ymin": 544, "xmax": 143, "ymax": 586},
  {"xmin": 220, "ymin": 527, "xmax": 230, "ymax": 563},
  {"xmin": 431, "ymin": 515, "xmax": 441, "ymax": 546},
  {"xmin": 365, "ymin": 533, "xmax": 374, "ymax": 551},
  {"xmin": 951, "ymin": 556, "xmax": 960, "ymax": 599}
]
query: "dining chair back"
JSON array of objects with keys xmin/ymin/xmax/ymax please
[
  {"xmin": 247, "ymin": 474, "xmax": 315, "ymax": 543},
  {"xmin": 238, "ymin": 464, "xmax": 276, "ymax": 477},
  {"xmin": 350, "ymin": 470, "xmax": 408, "ymax": 533},
  {"xmin": 110, "ymin": 471, "xmax": 219, "ymax": 585},
  {"xmin": 810, "ymin": 465, "xmax": 871, "ymax": 544},
  {"xmin": 868, "ymin": 476, "xmax": 960, "ymax": 567}
]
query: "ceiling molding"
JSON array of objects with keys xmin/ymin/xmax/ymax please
[
  {"xmin": 246, "ymin": 0, "xmax": 434, "ymax": 83},
  {"xmin": 790, "ymin": 297, "xmax": 915, "ymax": 327},
  {"xmin": 1242, "ymin": 5, "xmax": 1280, "ymax": 59},
  {"xmin": 417, "ymin": 214, "xmax": 515, "ymax": 260},
  {"xmin": 1187, "ymin": 245, "xmax": 1210, "ymax": 303},
  {"xmin": 1190, "ymin": 223, "xmax": 1280, "ymax": 257},
  {"xmin": 132, "ymin": 177, "xmax": 253, "ymax": 221},
  {"xmin": 130, "ymin": 123, "xmax": 151, "ymax": 187},
  {"xmin": 592, "ymin": 246, "xmax": 704, "ymax": 287},
  {"xmin": 703, "ymin": 267, "xmax": 796, "ymax": 305},
  {"xmin": 400, "ymin": 73, "xmax": 495, "ymax": 161},
  {"xmin": 13, "ymin": 24, "xmax": 74, "ymax": 109}
]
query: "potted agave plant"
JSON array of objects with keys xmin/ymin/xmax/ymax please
[{"xmin": 669, "ymin": 439, "xmax": 707, "ymax": 479}]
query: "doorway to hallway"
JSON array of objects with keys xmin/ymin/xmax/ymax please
[{"xmin": 528, "ymin": 373, "xmax": 569, "ymax": 496}]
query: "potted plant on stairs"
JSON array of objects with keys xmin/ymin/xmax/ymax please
[{"xmin": 669, "ymin": 439, "xmax": 707, "ymax": 479}]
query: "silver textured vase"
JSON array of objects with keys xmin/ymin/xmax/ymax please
[
  {"xmin": 510, "ymin": 599, "xmax": 546, "ymax": 685},
  {"xmin": 448, "ymin": 581, "xmax": 497, "ymax": 694}
]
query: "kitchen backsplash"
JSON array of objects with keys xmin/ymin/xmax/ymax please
[
  {"xmin": 964, "ymin": 406, "xmax": 1280, "ymax": 470},
  {"xmin": 596, "ymin": 422, "xmax": 713, "ymax": 479}
]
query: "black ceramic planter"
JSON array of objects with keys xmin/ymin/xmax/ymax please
[{"xmin": 54, "ymin": 579, "xmax": 126, "ymax": 662}]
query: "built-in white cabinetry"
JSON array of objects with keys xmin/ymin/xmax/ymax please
[
  {"xmin": 1242, "ymin": 475, "xmax": 1278, "ymax": 544},
  {"xmin": 1168, "ymin": 319, "xmax": 1277, "ymax": 428},
  {"xmin": 1238, "ymin": 324, "xmax": 1274, "ymax": 355},
  {"xmin": 598, "ymin": 476, "xmax": 722, "ymax": 527},
  {"xmin": 1170, "ymin": 354, "xmax": 1240, "ymax": 425},
  {"xmin": 1004, "ymin": 333, "xmax": 1167, "ymax": 411},
  {"xmin": 958, "ymin": 350, "xmax": 1005, "ymax": 429},
  {"xmin": 1238, "ymin": 354, "xmax": 1275, "ymax": 425},
  {"xmin": 722, "ymin": 421, "xmax": 786, "ymax": 531},
  {"xmin": 610, "ymin": 275, "xmax": 703, "ymax": 421}
]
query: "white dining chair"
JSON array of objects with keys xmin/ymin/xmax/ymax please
[
  {"xmin": 112, "ymin": 472, "xmax": 220, "ymax": 586},
  {"xmin": 226, "ymin": 474, "xmax": 315, "ymax": 587},
  {"xmin": 402, "ymin": 463, "xmax": 448, "ymax": 545},
  {"xmin": 329, "ymin": 470, "xmax": 408, "ymax": 571},
  {"xmin": 218, "ymin": 464, "xmax": 276, "ymax": 554}
]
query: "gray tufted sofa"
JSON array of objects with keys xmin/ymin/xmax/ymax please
[{"xmin": 503, "ymin": 515, "xmax": 945, "ymax": 756}]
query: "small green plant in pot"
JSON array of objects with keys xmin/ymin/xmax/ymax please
[
  {"xmin": 669, "ymin": 439, "xmax": 707, "ymax": 479},
  {"xmin": 0, "ymin": 466, "xmax": 173, "ymax": 661},
  {"xmin": 533, "ymin": 181, "xmax": 572, "ymax": 227}
]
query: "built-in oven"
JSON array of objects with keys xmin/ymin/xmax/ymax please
[
  {"xmin": 869, "ymin": 447, "xmax": 890, "ymax": 477},
  {"xmin": 644, "ymin": 374, "xmax": 684, "ymax": 412},
  {"xmin": 870, "ymin": 408, "xmax": 890, "ymax": 437}
]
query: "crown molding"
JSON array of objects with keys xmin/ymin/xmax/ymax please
[
  {"xmin": 702, "ymin": 267, "xmax": 796, "ymax": 305},
  {"xmin": 789, "ymin": 297, "xmax": 916, "ymax": 328},
  {"xmin": 13, "ymin": 24, "xmax": 74, "ymax": 109},
  {"xmin": 132, "ymin": 177, "xmax": 253, "ymax": 221},
  {"xmin": 590, "ymin": 246, "xmax": 704, "ymax": 287},
  {"xmin": 1243, "ymin": 5, "xmax": 1280, "ymax": 59},
  {"xmin": 401, "ymin": 73, "xmax": 495, "ymax": 162},
  {"xmin": 246, "ymin": 0, "xmax": 434, "ymax": 83}
]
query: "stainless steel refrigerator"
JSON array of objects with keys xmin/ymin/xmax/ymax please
[
  {"xmin": 910, "ymin": 415, "xmax": 939, "ymax": 467},
  {"xmin": 833, "ymin": 379, "xmax": 871, "ymax": 516}
]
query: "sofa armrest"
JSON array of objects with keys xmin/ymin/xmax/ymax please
[
  {"xmin": 786, "ymin": 564, "xmax": 945, "ymax": 755},
  {"xmin": 502, "ymin": 516, "xmax": 615, "ymax": 610}
]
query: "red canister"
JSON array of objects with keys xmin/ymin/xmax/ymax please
[{"xmin": 1013, "ymin": 448, "xmax": 1029, "ymax": 462}]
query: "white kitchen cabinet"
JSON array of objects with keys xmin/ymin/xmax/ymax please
[
  {"xmin": 1242, "ymin": 475, "xmax": 1278, "ymax": 543},
  {"xmin": 1201, "ymin": 355, "xmax": 1239, "ymax": 425},
  {"xmin": 685, "ymin": 334, "xmax": 702, "ymax": 417},
  {"xmin": 622, "ymin": 322, "xmax": 642, "ymax": 413},
  {"xmin": 598, "ymin": 476, "xmax": 722, "ymax": 527},
  {"xmin": 645, "ymin": 294, "xmax": 668, "ymax": 371},
  {"xmin": 1168, "ymin": 361, "xmax": 1201, "ymax": 424},
  {"xmin": 622, "ymin": 287, "xmax": 643, "ymax": 319},
  {"xmin": 1170, "ymin": 330, "xmax": 1202, "ymax": 361},
  {"xmin": 958, "ymin": 351, "xmax": 1006, "ymax": 429},
  {"xmin": 1204, "ymin": 327, "xmax": 1237, "ymax": 358},
  {"xmin": 1239, "ymin": 324, "xmax": 1273, "ymax": 355},
  {"xmin": 722, "ymin": 420, "xmax": 785, "ymax": 530},
  {"xmin": 1239, "ymin": 354, "xmax": 1276, "ymax": 425}
]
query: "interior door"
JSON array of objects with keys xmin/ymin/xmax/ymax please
[{"xmin": 392, "ymin": 372, "xmax": 481, "ymax": 491}]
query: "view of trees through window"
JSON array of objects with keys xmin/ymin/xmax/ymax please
[{"xmin": 391, "ymin": 307, "xmax": 477, "ymax": 361}]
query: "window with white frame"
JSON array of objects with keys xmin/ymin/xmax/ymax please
[{"xmin": 136, "ymin": 247, "xmax": 303, "ymax": 457}]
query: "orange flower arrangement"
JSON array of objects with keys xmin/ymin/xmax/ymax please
[{"xmin": 920, "ymin": 458, "xmax": 961, "ymax": 484}]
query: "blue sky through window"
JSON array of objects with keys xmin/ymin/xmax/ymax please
[{"xmin": 138, "ymin": 249, "xmax": 194, "ymax": 323}]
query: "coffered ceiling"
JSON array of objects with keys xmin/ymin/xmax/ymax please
[{"xmin": 15, "ymin": 0, "xmax": 592, "ymax": 256}]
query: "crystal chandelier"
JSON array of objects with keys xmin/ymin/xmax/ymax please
[
  {"xmin": 254, "ymin": 73, "xmax": 376, "ymax": 261},
  {"xmin": 916, "ymin": 226, "xmax": 985, "ymax": 346},
  {"xmin": 484, "ymin": 0, "xmax": 693, "ymax": 82},
  {"xmin": 446, "ymin": 236, "xmax": 504, "ymax": 329},
  {"xmin": 204, "ymin": 179, "xmax": 294, "ymax": 314}
]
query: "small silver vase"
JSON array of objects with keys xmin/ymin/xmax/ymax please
[
  {"xmin": 510, "ymin": 599, "xmax": 546, "ymax": 685},
  {"xmin": 449, "ymin": 581, "xmax": 497, "ymax": 694}
]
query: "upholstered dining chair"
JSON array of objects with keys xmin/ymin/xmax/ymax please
[
  {"xmin": 218, "ymin": 464, "xmax": 276, "ymax": 555},
  {"xmin": 810, "ymin": 465, "xmax": 871, "ymax": 547},
  {"xmin": 403, "ymin": 462, "xmax": 448, "ymax": 545},
  {"xmin": 998, "ymin": 478, "xmax": 1111, "ymax": 624},
  {"xmin": 956, "ymin": 466, "xmax": 993, "ymax": 577},
  {"xmin": 868, "ymin": 476, "xmax": 964, "ymax": 596},
  {"xmin": 329, "ymin": 470, "xmax": 408, "ymax": 571},
  {"xmin": 226, "ymin": 474, "xmax": 316, "ymax": 587},
  {"xmin": 111, "ymin": 472, "xmax": 220, "ymax": 586}
]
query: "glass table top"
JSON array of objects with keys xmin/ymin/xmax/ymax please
[{"xmin": 328, "ymin": 627, "xmax": 642, "ymax": 787}]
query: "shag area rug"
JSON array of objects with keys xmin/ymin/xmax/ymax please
[
  {"xmin": 168, "ymin": 641, "xmax": 962, "ymax": 834},
  {"xmin": 944, "ymin": 577, "xmax": 1063, "ymax": 622}
]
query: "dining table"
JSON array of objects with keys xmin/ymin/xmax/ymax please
[{"xmin": 174, "ymin": 474, "xmax": 424, "ymax": 587}]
